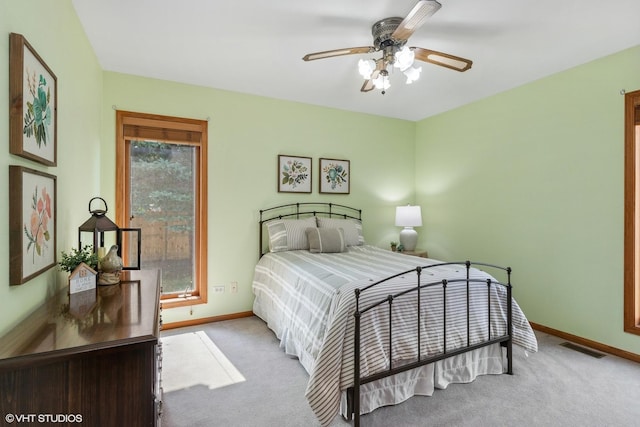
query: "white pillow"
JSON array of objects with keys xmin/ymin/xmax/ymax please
[
  {"xmin": 267, "ymin": 217, "xmax": 317, "ymax": 252},
  {"xmin": 316, "ymin": 217, "xmax": 364, "ymax": 246}
]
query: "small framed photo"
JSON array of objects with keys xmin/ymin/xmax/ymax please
[
  {"xmin": 319, "ymin": 158, "xmax": 350, "ymax": 194},
  {"xmin": 9, "ymin": 33, "xmax": 57, "ymax": 166},
  {"xmin": 9, "ymin": 166, "xmax": 57, "ymax": 285},
  {"xmin": 278, "ymin": 155, "xmax": 312, "ymax": 193}
]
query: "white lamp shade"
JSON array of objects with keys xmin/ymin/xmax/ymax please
[
  {"xmin": 394, "ymin": 46, "xmax": 415, "ymax": 71},
  {"xmin": 395, "ymin": 205, "xmax": 422, "ymax": 227},
  {"xmin": 358, "ymin": 59, "xmax": 375, "ymax": 79},
  {"xmin": 373, "ymin": 74, "xmax": 390, "ymax": 90},
  {"xmin": 403, "ymin": 65, "xmax": 422, "ymax": 84}
]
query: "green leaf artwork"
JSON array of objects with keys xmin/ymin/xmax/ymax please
[
  {"xmin": 23, "ymin": 69, "xmax": 52, "ymax": 148},
  {"xmin": 322, "ymin": 162, "xmax": 348, "ymax": 190},
  {"xmin": 281, "ymin": 159, "xmax": 309, "ymax": 188}
]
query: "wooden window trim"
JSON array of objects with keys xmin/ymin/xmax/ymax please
[
  {"xmin": 624, "ymin": 90, "xmax": 640, "ymax": 335},
  {"xmin": 116, "ymin": 110, "xmax": 208, "ymax": 309}
]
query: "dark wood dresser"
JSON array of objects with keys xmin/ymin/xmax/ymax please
[{"xmin": 0, "ymin": 270, "xmax": 162, "ymax": 426}]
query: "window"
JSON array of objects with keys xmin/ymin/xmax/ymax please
[
  {"xmin": 116, "ymin": 111, "xmax": 208, "ymax": 308},
  {"xmin": 624, "ymin": 90, "xmax": 640, "ymax": 335}
]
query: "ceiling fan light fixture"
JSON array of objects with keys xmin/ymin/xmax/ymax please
[
  {"xmin": 358, "ymin": 59, "xmax": 376, "ymax": 79},
  {"xmin": 373, "ymin": 71, "xmax": 390, "ymax": 90},
  {"xmin": 394, "ymin": 46, "xmax": 415, "ymax": 71},
  {"xmin": 301, "ymin": 0, "xmax": 472, "ymax": 94},
  {"xmin": 403, "ymin": 65, "xmax": 422, "ymax": 84}
]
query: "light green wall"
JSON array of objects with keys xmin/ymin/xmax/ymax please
[
  {"xmin": 101, "ymin": 72, "xmax": 415, "ymax": 324},
  {"xmin": 3, "ymin": 0, "xmax": 638, "ymax": 357},
  {"xmin": 0, "ymin": 0, "xmax": 103, "ymax": 336},
  {"xmin": 415, "ymin": 45, "xmax": 640, "ymax": 354}
]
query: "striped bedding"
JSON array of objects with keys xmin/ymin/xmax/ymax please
[{"xmin": 252, "ymin": 245, "xmax": 537, "ymax": 425}]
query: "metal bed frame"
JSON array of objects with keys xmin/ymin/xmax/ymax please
[
  {"xmin": 258, "ymin": 203, "xmax": 514, "ymax": 426},
  {"xmin": 259, "ymin": 202, "xmax": 362, "ymax": 258},
  {"xmin": 347, "ymin": 261, "xmax": 513, "ymax": 426}
]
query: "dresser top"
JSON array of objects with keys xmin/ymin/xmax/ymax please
[{"xmin": 0, "ymin": 270, "xmax": 160, "ymax": 366}]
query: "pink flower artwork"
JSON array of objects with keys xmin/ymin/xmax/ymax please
[{"xmin": 23, "ymin": 185, "xmax": 52, "ymax": 262}]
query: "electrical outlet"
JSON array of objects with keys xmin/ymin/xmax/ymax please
[
  {"xmin": 230, "ymin": 281, "xmax": 238, "ymax": 293},
  {"xmin": 213, "ymin": 285, "xmax": 225, "ymax": 293}
]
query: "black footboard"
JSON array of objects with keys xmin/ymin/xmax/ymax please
[{"xmin": 346, "ymin": 261, "xmax": 513, "ymax": 426}]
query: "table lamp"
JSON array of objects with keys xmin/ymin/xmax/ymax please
[{"xmin": 395, "ymin": 205, "xmax": 422, "ymax": 251}]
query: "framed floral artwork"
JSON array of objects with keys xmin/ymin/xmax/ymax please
[
  {"xmin": 9, "ymin": 33, "xmax": 57, "ymax": 166},
  {"xmin": 319, "ymin": 158, "xmax": 350, "ymax": 194},
  {"xmin": 9, "ymin": 166, "xmax": 57, "ymax": 285},
  {"xmin": 278, "ymin": 155, "xmax": 312, "ymax": 193}
]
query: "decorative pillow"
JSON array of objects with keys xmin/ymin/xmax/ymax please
[
  {"xmin": 306, "ymin": 227, "xmax": 346, "ymax": 253},
  {"xmin": 316, "ymin": 217, "xmax": 364, "ymax": 246},
  {"xmin": 267, "ymin": 217, "xmax": 317, "ymax": 252}
]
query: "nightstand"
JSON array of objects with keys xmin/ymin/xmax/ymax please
[{"xmin": 397, "ymin": 249, "xmax": 428, "ymax": 258}]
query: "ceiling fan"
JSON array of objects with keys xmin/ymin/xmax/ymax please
[{"xmin": 302, "ymin": 0, "xmax": 472, "ymax": 94}]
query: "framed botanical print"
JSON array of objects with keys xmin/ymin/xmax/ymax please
[
  {"xmin": 9, "ymin": 166, "xmax": 57, "ymax": 285},
  {"xmin": 319, "ymin": 158, "xmax": 350, "ymax": 194},
  {"xmin": 278, "ymin": 155, "xmax": 312, "ymax": 193},
  {"xmin": 9, "ymin": 33, "xmax": 57, "ymax": 166}
]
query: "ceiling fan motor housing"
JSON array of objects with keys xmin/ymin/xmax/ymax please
[
  {"xmin": 372, "ymin": 17, "xmax": 407, "ymax": 48},
  {"xmin": 372, "ymin": 17, "xmax": 407, "ymax": 64}
]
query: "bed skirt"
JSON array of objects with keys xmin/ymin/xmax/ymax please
[{"xmin": 340, "ymin": 343, "xmax": 504, "ymax": 418}]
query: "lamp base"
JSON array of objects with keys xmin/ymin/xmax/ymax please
[{"xmin": 399, "ymin": 227, "xmax": 418, "ymax": 251}]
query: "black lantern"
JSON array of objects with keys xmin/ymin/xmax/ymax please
[{"xmin": 78, "ymin": 197, "xmax": 141, "ymax": 270}]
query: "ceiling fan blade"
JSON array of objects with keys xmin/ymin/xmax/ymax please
[
  {"xmin": 411, "ymin": 47, "xmax": 473, "ymax": 71},
  {"xmin": 361, "ymin": 79, "xmax": 375, "ymax": 92},
  {"xmin": 302, "ymin": 46, "xmax": 375, "ymax": 61},
  {"xmin": 391, "ymin": 0, "xmax": 442, "ymax": 41}
]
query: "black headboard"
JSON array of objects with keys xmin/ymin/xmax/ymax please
[{"xmin": 259, "ymin": 202, "xmax": 362, "ymax": 258}]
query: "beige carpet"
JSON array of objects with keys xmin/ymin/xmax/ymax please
[
  {"xmin": 161, "ymin": 330, "xmax": 245, "ymax": 393},
  {"xmin": 161, "ymin": 316, "xmax": 640, "ymax": 427}
]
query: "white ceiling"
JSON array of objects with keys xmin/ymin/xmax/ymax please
[{"xmin": 71, "ymin": 0, "xmax": 640, "ymax": 122}]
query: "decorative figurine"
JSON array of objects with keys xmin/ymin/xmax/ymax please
[{"xmin": 97, "ymin": 244, "xmax": 123, "ymax": 285}]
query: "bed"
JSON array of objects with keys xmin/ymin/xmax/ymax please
[{"xmin": 252, "ymin": 203, "xmax": 537, "ymax": 426}]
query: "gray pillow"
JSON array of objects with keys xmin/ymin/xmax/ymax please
[
  {"xmin": 316, "ymin": 217, "xmax": 364, "ymax": 246},
  {"xmin": 306, "ymin": 227, "xmax": 346, "ymax": 253}
]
